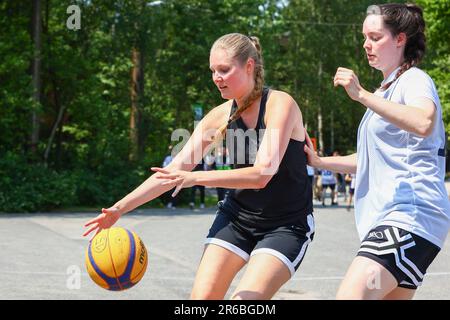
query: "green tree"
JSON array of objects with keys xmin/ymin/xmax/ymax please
[{"xmin": 416, "ymin": 0, "xmax": 450, "ymax": 132}]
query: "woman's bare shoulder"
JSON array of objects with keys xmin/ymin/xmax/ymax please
[
  {"xmin": 266, "ymin": 89, "xmax": 299, "ymax": 113},
  {"xmin": 203, "ymin": 100, "xmax": 233, "ymax": 127}
]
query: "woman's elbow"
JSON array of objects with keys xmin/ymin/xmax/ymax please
[
  {"xmin": 251, "ymin": 163, "xmax": 278, "ymax": 189},
  {"xmin": 415, "ymin": 120, "xmax": 434, "ymax": 138},
  {"xmin": 255, "ymin": 171, "xmax": 275, "ymax": 189},
  {"xmin": 254, "ymin": 176, "xmax": 269, "ymax": 189}
]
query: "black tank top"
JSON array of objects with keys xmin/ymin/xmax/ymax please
[{"xmin": 219, "ymin": 87, "xmax": 313, "ymax": 228}]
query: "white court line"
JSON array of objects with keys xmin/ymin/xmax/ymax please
[
  {"xmin": 293, "ymin": 276, "xmax": 344, "ymax": 281},
  {"xmin": 291, "ymin": 272, "xmax": 450, "ymax": 282},
  {"xmin": 0, "ymin": 270, "xmax": 194, "ymax": 282},
  {"xmin": 1, "ymin": 271, "xmax": 450, "ymax": 282},
  {"xmin": 0, "ymin": 271, "xmax": 85, "ymax": 276}
]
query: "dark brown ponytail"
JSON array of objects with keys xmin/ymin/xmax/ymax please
[{"xmin": 370, "ymin": 3, "xmax": 426, "ymax": 91}]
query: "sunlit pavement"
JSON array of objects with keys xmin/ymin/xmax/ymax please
[{"xmin": 0, "ymin": 191, "xmax": 449, "ymax": 300}]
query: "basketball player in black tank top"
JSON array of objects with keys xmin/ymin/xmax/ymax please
[{"xmin": 84, "ymin": 33, "xmax": 314, "ymax": 300}]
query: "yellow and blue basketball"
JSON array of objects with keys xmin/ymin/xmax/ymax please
[{"xmin": 85, "ymin": 227, "xmax": 148, "ymax": 291}]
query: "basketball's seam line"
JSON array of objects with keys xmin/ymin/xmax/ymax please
[
  {"xmin": 121, "ymin": 230, "xmax": 134, "ymax": 285},
  {"xmin": 107, "ymin": 228, "xmax": 123, "ymax": 291},
  {"xmin": 130, "ymin": 236, "xmax": 147, "ymax": 283}
]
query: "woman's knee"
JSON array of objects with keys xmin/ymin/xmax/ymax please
[
  {"xmin": 336, "ymin": 284, "xmax": 384, "ymax": 300},
  {"xmin": 336, "ymin": 256, "xmax": 398, "ymax": 300},
  {"xmin": 230, "ymin": 290, "xmax": 266, "ymax": 300},
  {"xmin": 190, "ymin": 285, "xmax": 225, "ymax": 300},
  {"xmin": 336, "ymin": 287, "xmax": 362, "ymax": 300}
]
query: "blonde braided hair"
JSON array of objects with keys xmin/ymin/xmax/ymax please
[{"xmin": 211, "ymin": 33, "xmax": 265, "ymax": 142}]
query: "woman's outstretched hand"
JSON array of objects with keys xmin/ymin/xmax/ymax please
[
  {"xmin": 151, "ymin": 167, "xmax": 196, "ymax": 197},
  {"xmin": 83, "ymin": 206, "xmax": 122, "ymax": 241},
  {"xmin": 303, "ymin": 129, "xmax": 322, "ymax": 168}
]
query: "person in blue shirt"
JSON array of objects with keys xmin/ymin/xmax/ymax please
[
  {"xmin": 305, "ymin": 3, "xmax": 450, "ymax": 299},
  {"xmin": 320, "ymin": 168, "xmax": 337, "ymax": 206}
]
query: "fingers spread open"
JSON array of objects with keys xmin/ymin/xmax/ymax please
[
  {"xmin": 84, "ymin": 214, "xmax": 104, "ymax": 227},
  {"xmin": 89, "ymin": 228, "xmax": 102, "ymax": 242},
  {"xmin": 172, "ymin": 184, "xmax": 183, "ymax": 197},
  {"xmin": 83, "ymin": 223, "xmax": 98, "ymax": 237},
  {"xmin": 162, "ymin": 177, "xmax": 183, "ymax": 186},
  {"xmin": 156, "ymin": 173, "xmax": 178, "ymax": 180},
  {"xmin": 151, "ymin": 167, "xmax": 170, "ymax": 174}
]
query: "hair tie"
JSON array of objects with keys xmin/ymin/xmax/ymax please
[{"xmin": 247, "ymin": 35, "xmax": 256, "ymax": 47}]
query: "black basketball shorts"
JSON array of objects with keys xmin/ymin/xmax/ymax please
[
  {"xmin": 357, "ymin": 225, "xmax": 440, "ymax": 289},
  {"xmin": 206, "ymin": 210, "xmax": 315, "ymax": 277}
]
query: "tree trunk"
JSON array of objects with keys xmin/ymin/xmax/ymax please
[
  {"xmin": 43, "ymin": 78, "xmax": 65, "ymax": 165},
  {"xmin": 130, "ymin": 47, "xmax": 144, "ymax": 161},
  {"xmin": 330, "ymin": 110, "xmax": 334, "ymax": 152},
  {"xmin": 30, "ymin": 0, "xmax": 42, "ymax": 155},
  {"xmin": 317, "ymin": 61, "xmax": 324, "ymax": 154}
]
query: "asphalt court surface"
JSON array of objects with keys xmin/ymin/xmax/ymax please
[{"xmin": 1, "ymin": 190, "xmax": 449, "ymax": 300}]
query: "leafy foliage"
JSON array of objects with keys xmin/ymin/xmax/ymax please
[{"xmin": 0, "ymin": 0, "xmax": 447, "ymax": 212}]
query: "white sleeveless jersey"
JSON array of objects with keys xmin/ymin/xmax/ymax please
[
  {"xmin": 321, "ymin": 169, "xmax": 336, "ymax": 185},
  {"xmin": 355, "ymin": 67, "xmax": 450, "ymax": 248}
]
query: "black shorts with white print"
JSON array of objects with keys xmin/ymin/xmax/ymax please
[
  {"xmin": 205, "ymin": 210, "xmax": 315, "ymax": 278},
  {"xmin": 357, "ymin": 225, "xmax": 440, "ymax": 289}
]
